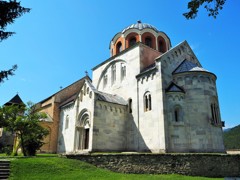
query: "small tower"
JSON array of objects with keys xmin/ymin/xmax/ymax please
[{"xmin": 4, "ymin": 94, "xmax": 24, "ymax": 106}]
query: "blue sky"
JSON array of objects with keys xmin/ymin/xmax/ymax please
[{"xmin": 0, "ymin": 1, "xmax": 239, "ymax": 128}]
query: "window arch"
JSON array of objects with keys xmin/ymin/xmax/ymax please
[
  {"xmin": 159, "ymin": 40, "xmax": 165, "ymax": 53},
  {"xmin": 158, "ymin": 36, "xmax": 167, "ymax": 53},
  {"xmin": 116, "ymin": 42, "xmax": 122, "ymax": 54},
  {"xmin": 145, "ymin": 37, "xmax": 152, "ymax": 48},
  {"xmin": 144, "ymin": 92, "xmax": 152, "ymax": 112},
  {"xmin": 129, "ymin": 37, "xmax": 136, "ymax": 47}
]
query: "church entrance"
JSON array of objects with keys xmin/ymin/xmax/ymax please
[{"xmin": 75, "ymin": 110, "xmax": 90, "ymax": 151}]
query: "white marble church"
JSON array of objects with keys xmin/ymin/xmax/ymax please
[{"xmin": 38, "ymin": 21, "xmax": 225, "ymax": 154}]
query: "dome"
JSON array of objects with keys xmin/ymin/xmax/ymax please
[
  {"xmin": 122, "ymin": 20, "xmax": 158, "ymax": 33},
  {"xmin": 110, "ymin": 21, "xmax": 171, "ymax": 57}
]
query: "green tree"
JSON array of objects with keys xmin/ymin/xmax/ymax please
[
  {"xmin": 0, "ymin": 0, "xmax": 30, "ymax": 83},
  {"xmin": 0, "ymin": 102, "xmax": 49, "ymax": 156},
  {"xmin": 184, "ymin": 0, "xmax": 226, "ymax": 19}
]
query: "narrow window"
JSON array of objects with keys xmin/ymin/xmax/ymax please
[
  {"xmin": 173, "ymin": 106, "xmax": 182, "ymax": 122},
  {"xmin": 211, "ymin": 104, "xmax": 215, "ymax": 124},
  {"xmin": 145, "ymin": 37, "xmax": 152, "ymax": 48},
  {"xmin": 103, "ymin": 74, "xmax": 108, "ymax": 88},
  {"xmin": 121, "ymin": 63, "xmax": 126, "ymax": 81},
  {"xmin": 144, "ymin": 92, "xmax": 152, "ymax": 112},
  {"xmin": 145, "ymin": 95, "xmax": 148, "ymax": 110},
  {"xmin": 83, "ymin": 84, "xmax": 86, "ymax": 95},
  {"xmin": 214, "ymin": 104, "xmax": 218, "ymax": 124},
  {"xmin": 116, "ymin": 42, "xmax": 122, "ymax": 54},
  {"xmin": 174, "ymin": 109, "xmax": 179, "ymax": 122},
  {"xmin": 128, "ymin": 98, "xmax": 132, "ymax": 113},
  {"xmin": 159, "ymin": 40, "xmax": 165, "ymax": 53},
  {"xmin": 148, "ymin": 94, "xmax": 151, "ymax": 111},
  {"xmin": 129, "ymin": 37, "xmax": 136, "ymax": 47},
  {"xmin": 111, "ymin": 64, "xmax": 116, "ymax": 85},
  {"xmin": 211, "ymin": 102, "xmax": 221, "ymax": 125},
  {"xmin": 65, "ymin": 115, "xmax": 69, "ymax": 129}
]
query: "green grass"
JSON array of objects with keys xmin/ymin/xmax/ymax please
[{"xmin": 8, "ymin": 156, "xmax": 223, "ymax": 180}]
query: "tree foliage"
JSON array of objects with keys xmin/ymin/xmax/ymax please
[
  {"xmin": 0, "ymin": 102, "xmax": 49, "ymax": 156},
  {"xmin": 223, "ymin": 125, "xmax": 240, "ymax": 149},
  {"xmin": 0, "ymin": 64, "xmax": 17, "ymax": 83},
  {"xmin": 183, "ymin": 0, "xmax": 226, "ymax": 19},
  {"xmin": 0, "ymin": 0, "xmax": 30, "ymax": 41},
  {"xmin": 0, "ymin": 1, "xmax": 30, "ymax": 83}
]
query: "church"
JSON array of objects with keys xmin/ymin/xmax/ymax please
[{"xmin": 37, "ymin": 21, "xmax": 225, "ymax": 154}]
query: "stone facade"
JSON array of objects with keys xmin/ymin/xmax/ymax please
[{"xmin": 39, "ymin": 21, "xmax": 225, "ymax": 154}]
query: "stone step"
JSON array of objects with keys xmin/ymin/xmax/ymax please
[
  {"xmin": 0, "ymin": 164, "xmax": 9, "ymax": 168},
  {"xmin": 0, "ymin": 160, "xmax": 10, "ymax": 180}
]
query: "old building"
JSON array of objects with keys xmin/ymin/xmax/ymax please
[{"xmin": 39, "ymin": 21, "xmax": 225, "ymax": 153}]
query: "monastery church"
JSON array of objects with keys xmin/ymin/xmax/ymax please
[{"xmin": 36, "ymin": 21, "xmax": 225, "ymax": 154}]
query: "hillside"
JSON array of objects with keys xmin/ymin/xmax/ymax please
[{"xmin": 223, "ymin": 124, "xmax": 240, "ymax": 149}]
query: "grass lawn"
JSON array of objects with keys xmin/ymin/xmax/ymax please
[{"xmin": 7, "ymin": 156, "xmax": 223, "ymax": 180}]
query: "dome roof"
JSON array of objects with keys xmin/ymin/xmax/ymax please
[{"xmin": 122, "ymin": 20, "xmax": 158, "ymax": 33}]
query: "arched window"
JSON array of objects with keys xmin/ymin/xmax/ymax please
[
  {"xmin": 144, "ymin": 92, "xmax": 152, "ymax": 112},
  {"xmin": 159, "ymin": 40, "xmax": 165, "ymax": 53},
  {"xmin": 158, "ymin": 35, "xmax": 167, "ymax": 53},
  {"xmin": 128, "ymin": 98, "xmax": 132, "ymax": 113},
  {"xmin": 116, "ymin": 42, "xmax": 122, "ymax": 54},
  {"xmin": 129, "ymin": 37, "xmax": 136, "ymax": 47},
  {"xmin": 173, "ymin": 105, "xmax": 183, "ymax": 122},
  {"xmin": 145, "ymin": 37, "xmax": 152, "ymax": 48}
]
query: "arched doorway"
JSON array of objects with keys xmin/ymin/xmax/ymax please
[{"xmin": 75, "ymin": 110, "xmax": 90, "ymax": 151}]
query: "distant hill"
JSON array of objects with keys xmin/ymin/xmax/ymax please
[
  {"xmin": 223, "ymin": 128, "xmax": 232, "ymax": 132},
  {"xmin": 223, "ymin": 124, "xmax": 240, "ymax": 149}
]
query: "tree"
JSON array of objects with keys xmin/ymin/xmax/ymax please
[
  {"xmin": 0, "ymin": 64, "xmax": 17, "ymax": 83},
  {"xmin": 183, "ymin": 0, "xmax": 226, "ymax": 19},
  {"xmin": 0, "ymin": 0, "xmax": 30, "ymax": 83},
  {"xmin": 0, "ymin": 102, "xmax": 49, "ymax": 156}
]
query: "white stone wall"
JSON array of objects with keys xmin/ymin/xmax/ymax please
[
  {"xmin": 92, "ymin": 101, "xmax": 128, "ymax": 151},
  {"xmin": 136, "ymin": 70, "xmax": 166, "ymax": 152},
  {"xmin": 58, "ymin": 103, "xmax": 76, "ymax": 153}
]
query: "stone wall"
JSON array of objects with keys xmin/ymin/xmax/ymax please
[{"xmin": 66, "ymin": 153, "xmax": 240, "ymax": 178}]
